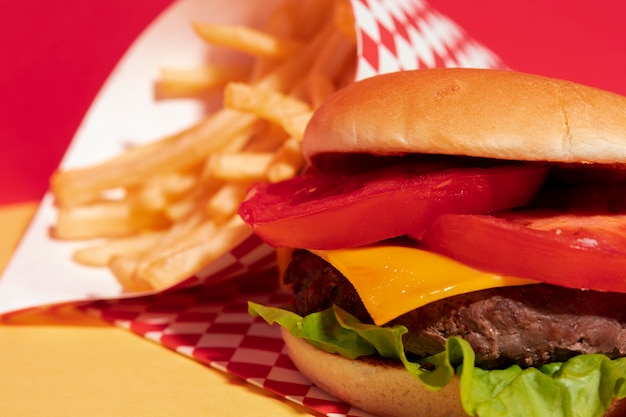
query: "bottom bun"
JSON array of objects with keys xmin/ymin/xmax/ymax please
[
  {"xmin": 282, "ymin": 329, "xmax": 626, "ymax": 417},
  {"xmin": 281, "ymin": 328, "xmax": 465, "ymax": 417}
]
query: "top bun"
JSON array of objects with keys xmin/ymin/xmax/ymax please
[{"xmin": 303, "ymin": 68, "xmax": 626, "ymax": 167}]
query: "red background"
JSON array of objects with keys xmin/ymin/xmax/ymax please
[{"xmin": 1, "ymin": 0, "xmax": 625, "ymax": 205}]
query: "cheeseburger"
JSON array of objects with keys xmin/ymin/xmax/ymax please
[{"xmin": 239, "ymin": 68, "xmax": 626, "ymax": 417}]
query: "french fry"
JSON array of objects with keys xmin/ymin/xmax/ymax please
[
  {"xmin": 162, "ymin": 178, "xmax": 223, "ymax": 222},
  {"xmin": 108, "ymin": 255, "xmax": 152, "ymax": 292},
  {"xmin": 333, "ymin": 0, "xmax": 357, "ymax": 40},
  {"xmin": 293, "ymin": 0, "xmax": 336, "ymax": 39},
  {"xmin": 224, "ymin": 82, "xmax": 312, "ymax": 139},
  {"xmin": 163, "ymin": 189, "xmax": 208, "ymax": 222},
  {"xmin": 139, "ymin": 216, "xmax": 250, "ymax": 290},
  {"xmin": 206, "ymin": 182, "xmax": 251, "ymax": 225},
  {"xmin": 249, "ymin": 1, "xmax": 300, "ymax": 82},
  {"xmin": 129, "ymin": 172, "xmax": 198, "ymax": 212},
  {"xmin": 305, "ymin": 23, "xmax": 357, "ymax": 84},
  {"xmin": 51, "ymin": 109, "xmax": 258, "ymax": 207},
  {"xmin": 192, "ymin": 120, "xmax": 268, "ymax": 183},
  {"xmin": 110, "ymin": 210, "xmax": 210, "ymax": 289},
  {"xmin": 53, "ymin": 200, "xmax": 170, "ymax": 240},
  {"xmin": 152, "ymin": 216, "xmax": 214, "ymax": 262},
  {"xmin": 157, "ymin": 64, "xmax": 251, "ymax": 98},
  {"xmin": 52, "ymin": 132, "xmax": 183, "ymax": 207},
  {"xmin": 299, "ymin": 73, "xmax": 337, "ymax": 109},
  {"xmin": 192, "ymin": 22, "xmax": 302, "ymax": 58},
  {"xmin": 241, "ymin": 120, "xmax": 290, "ymax": 153},
  {"xmin": 267, "ymin": 137, "xmax": 305, "ymax": 182},
  {"xmin": 280, "ymin": 111, "xmax": 313, "ymax": 141},
  {"xmin": 254, "ymin": 19, "xmax": 336, "ymax": 93},
  {"xmin": 51, "ymin": 0, "xmax": 359, "ymax": 291},
  {"xmin": 72, "ymin": 232, "xmax": 162, "ymax": 267},
  {"xmin": 207, "ymin": 152, "xmax": 274, "ymax": 181},
  {"xmin": 148, "ymin": 209, "xmax": 210, "ymax": 254},
  {"xmin": 225, "ymin": 82, "xmax": 311, "ymax": 121},
  {"xmin": 120, "ymin": 215, "xmax": 216, "ymax": 288}
]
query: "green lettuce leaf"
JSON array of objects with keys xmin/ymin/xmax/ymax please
[{"xmin": 249, "ymin": 302, "xmax": 626, "ymax": 417}]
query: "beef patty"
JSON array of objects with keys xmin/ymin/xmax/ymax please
[{"xmin": 284, "ymin": 249, "xmax": 626, "ymax": 369}]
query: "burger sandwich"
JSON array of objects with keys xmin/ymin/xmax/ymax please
[{"xmin": 239, "ymin": 68, "xmax": 626, "ymax": 417}]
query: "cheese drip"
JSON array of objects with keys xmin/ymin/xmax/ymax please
[{"xmin": 311, "ymin": 245, "xmax": 538, "ymax": 325}]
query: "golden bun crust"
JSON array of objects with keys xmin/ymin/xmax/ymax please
[
  {"xmin": 281, "ymin": 328, "xmax": 466, "ymax": 417},
  {"xmin": 303, "ymin": 68, "xmax": 626, "ymax": 166}
]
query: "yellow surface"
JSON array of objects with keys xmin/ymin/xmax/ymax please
[
  {"xmin": 0, "ymin": 202, "xmax": 315, "ymax": 417},
  {"xmin": 314, "ymin": 246, "xmax": 537, "ymax": 325}
]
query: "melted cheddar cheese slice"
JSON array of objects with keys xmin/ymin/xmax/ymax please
[{"xmin": 311, "ymin": 245, "xmax": 538, "ymax": 325}]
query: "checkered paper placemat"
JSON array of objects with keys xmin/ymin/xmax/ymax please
[
  {"xmin": 83, "ymin": 272, "xmax": 375, "ymax": 417},
  {"xmin": 84, "ymin": 1, "xmax": 507, "ymax": 416}
]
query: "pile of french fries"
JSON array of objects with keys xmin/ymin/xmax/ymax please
[{"xmin": 50, "ymin": 0, "xmax": 357, "ymax": 292}]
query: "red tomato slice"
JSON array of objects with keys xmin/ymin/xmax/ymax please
[
  {"xmin": 238, "ymin": 161, "xmax": 547, "ymax": 249},
  {"xmin": 421, "ymin": 211, "xmax": 626, "ymax": 292}
]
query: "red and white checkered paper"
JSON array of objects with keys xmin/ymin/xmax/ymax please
[{"xmin": 84, "ymin": 1, "xmax": 507, "ymax": 416}]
